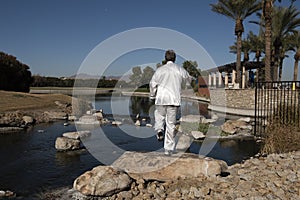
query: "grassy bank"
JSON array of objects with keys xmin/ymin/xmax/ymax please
[{"xmin": 0, "ymin": 90, "xmax": 72, "ymax": 112}]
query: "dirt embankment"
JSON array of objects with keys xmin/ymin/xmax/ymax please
[{"xmin": 0, "ymin": 90, "xmax": 89, "ymax": 130}]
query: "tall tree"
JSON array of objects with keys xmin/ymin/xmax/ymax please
[
  {"xmin": 229, "ymin": 36, "xmax": 252, "ymax": 62},
  {"xmin": 140, "ymin": 66, "xmax": 155, "ymax": 86},
  {"xmin": 278, "ymin": 35, "xmax": 294, "ymax": 81},
  {"xmin": 182, "ymin": 60, "xmax": 200, "ymax": 78},
  {"xmin": 263, "ymin": 0, "xmax": 273, "ymax": 82},
  {"xmin": 211, "ymin": 0, "xmax": 261, "ymax": 88},
  {"xmin": 272, "ymin": 5, "xmax": 300, "ymax": 81},
  {"xmin": 129, "ymin": 66, "xmax": 142, "ymax": 88},
  {"xmin": 248, "ymin": 31, "xmax": 265, "ymax": 62},
  {"xmin": 262, "ymin": 0, "xmax": 297, "ymax": 82},
  {"xmin": 0, "ymin": 52, "xmax": 32, "ymax": 92},
  {"xmin": 290, "ymin": 31, "xmax": 300, "ymax": 81},
  {"xmin": 182, "ymin": 61, "xmax": 200, "ymax": 91}
]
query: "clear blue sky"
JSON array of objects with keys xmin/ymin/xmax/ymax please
[{"xmin": 1, "ymin": 0, "xmax": 299, "ymax": 80}]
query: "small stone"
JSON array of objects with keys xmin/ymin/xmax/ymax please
[
  {"xmin": 135, "ymin": 120, "xmax": 141, "ymax": 126},
  {"xmin": 22, "ymin": 115, "xmax": 34, "ymax": 125},
  {"xmin": 191, "ymin": 131, "xmax": 205, "ymax": 140},
  {"xmin": 112, "ymin": 121, "xmax": 122, "ymax": 126},
  {"xmin": 0, "ymin": 191, "xmax": 5, "ymax": 197},
  {"xmin": 190, "ymin": 186, "xmax": 201, "ymax": 198},
  {"xmin": 117, "ymin": 191, "xmax": 133, "ymax": 200},
  {"xmin": 237, "ymin": 117, "xmax": 251, "ymax": 123}
]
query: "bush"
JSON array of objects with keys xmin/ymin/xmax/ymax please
[
  {"xmin": 261, "ymin": 122, "xmax": 300, "ymax": 154},
  {"xmin": 0, "ymin": 52, "xmax": 32, "ymax": 92},
  {"xmin": 261, "ymin": 104, "xmax": 300, "ymax": 154}
]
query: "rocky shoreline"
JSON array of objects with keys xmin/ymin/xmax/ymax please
[
  {"xmin": 40, "ymin": 150, "xmax": 300, "ymax": 200},
  {"xmin": 0, "ymin": 97, "xmax": 92, "ymax": 134}
]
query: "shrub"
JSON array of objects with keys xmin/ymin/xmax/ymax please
[{"xmin": 261, "ymin": 104, "xmax": 300, "ymax": 154}]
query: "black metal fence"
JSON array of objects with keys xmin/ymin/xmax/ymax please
[{"xmin": 254, "ymin": 81, "xmax": 300, "ymax": 136}]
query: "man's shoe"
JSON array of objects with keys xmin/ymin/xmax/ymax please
[
  {"xmin": 156, "ymin": 131, "xmax": 164, "ymax": 141},
  {"xmin": 164, "ymin": 150, "xmax": 172, "ymax": 156}
]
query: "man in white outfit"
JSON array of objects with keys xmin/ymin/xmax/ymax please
[{"xmin": 150, "ymin": 50, "xmax": 192, "ymax": 156}]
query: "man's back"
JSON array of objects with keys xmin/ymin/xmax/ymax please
[{"xmin": 150, "ymin": 61, "xmax": 190, "ymax": 106}]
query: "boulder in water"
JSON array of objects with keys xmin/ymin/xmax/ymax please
[{"xmin": 55, "ymin": 137, "xmax": 81, "ymax": 151}]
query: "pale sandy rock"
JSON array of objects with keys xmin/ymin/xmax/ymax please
[
  {"xmin": 211, "ymin": 113, "xmax": 219, "ymax": 120},
  {"xmin": 68, "ymin": 115, "xmax": 77, "ymax": 121},
  {"xmin": 55, "ymin": 137, "xmax": 80, "ymax": 151},
  {"xmin": 176, "ymin": 133, "xmax": 193, "ymax": 150},
  {"xmin": 113, "ymin": 151, "xmax": 228, "ymax": 182},
  {"xmin": 146, "ymin": 123, "xmax": 153, "ymax": 127},
  {"xmin": 44, "ymin": 111, "xmax": 67, "ymax": 120},
  {"xmin": 135, "ymin": 120, "xmax": 141, "ymax": 126},
  {"xmin": 112, "ymin": 121, "xmax": 122, "ymax": 126},
  {"xmin": 73, "ymin": 166, "xmax": 132, "ymax": 197},
  {"xmin": 201, "ymin": 118, "xmax": 216, "ymax": 124},
  {"xmin": 237, "ymin": 117, "xmax": 251, "ymax": 123},
  {"xmin": 22, "ymin": 115, "xmax": 34, "ymax": 125},
  {"xmin": 62, "ymin": 131, "xmax": 91, "ymax": 140},
  {"xmin": 221, "ymin": 120, "xmax": 248, "ymax": 135},
  {"xmin": 191, "ymin": 131, "xmax": 205, "ymax": 139},
  {"xmin": 93, "ymin": 112, "xmax": 103, "ymax": 120}
]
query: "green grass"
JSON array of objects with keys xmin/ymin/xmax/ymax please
[{"xmin": 179, "ymin": 122, "xmax": 209, "ymax": 134}]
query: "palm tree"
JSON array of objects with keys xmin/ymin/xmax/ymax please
[
  {"xmin": 272, "ymin": 5, "xmax": 300, "ymax": 81},
  {"xmin": 290, "ymin": 31, "xmax": 300, "ymax": 81},
  {"xmin": 262, "ymin": 0, "xmax": 274, "ymax": 82},
  {"xmin": 278, "ymin": 35, "xmax": 294, "ymax": 81},
  {"xmin": 211, "ymin": 0, "xmax": 261, "ymax": 88},
  {"xmin": 248, "ymin": 31, "xmax": 265, "ymax": 62},
  {"xmin": 262, "ymin": 0, "xmax": 297, "ymax": 82},
  {"xmin": 248, "ymin": 31, "xmax": 265, "ymax": 82},
  {"xmin": 229, "ymin": 37, "xmax": 251, "ymax": 62},
  {"xmin": 253, "ymin": 3, "xmax": 300, "ymax": 81}
]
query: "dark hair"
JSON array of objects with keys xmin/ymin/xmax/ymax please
[{"xmin": 165, "ymin": 50, "xmax": 176, "ymax": 62}]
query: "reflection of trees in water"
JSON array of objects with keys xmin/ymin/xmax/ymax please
[
  {"xmin": 130, "ymin": 96, "xmax": 153, "ymax": 118},
  {"xmin": 130, "ymin": 96, "xmax": 210, "ymax": 119}
]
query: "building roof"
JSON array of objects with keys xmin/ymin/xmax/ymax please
[{"xmin": 205, "ymin": 61, "xmax": 264, "ymax": 73}]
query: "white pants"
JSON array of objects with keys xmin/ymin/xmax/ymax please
[{"xmin": 154, "ymin": 105, "xmax": 179, "ymax": 151}]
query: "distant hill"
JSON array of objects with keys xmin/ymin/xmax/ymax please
[{"xmin": 68, "ymin": 73, "xmax": 121, "ymax": 80}]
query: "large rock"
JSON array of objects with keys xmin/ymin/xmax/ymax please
[
  {"xmin": 176, "ymin": 133, "xmax": 193, "ymax": 150},
  {"xmin": 179, "ymin": 115, "xmax": 202, "ymax": 123},
  {"xmin": 93, "ymin": 111, "xmax": 103, "ymax": 120},
  {"xmin": 55, "ymin": 137, "xmax": 80, "ymax": 151},
  {"xmin": 44, "ymin": 111, "xmax": 67, "ymax": 120},
  {"xmin": 191, "ymin": 131, "xmax": 206, "ymax": 140},
  {"xmin": 62, "ymin": 131, "xmax": 91, "ymax": 140},
  {"xmin": 221, "ymin": 120, "xmax": 248, "ymax": 135},
  {"xmin": 73, "ymin": 166, "xmax": 132, "ymax": 197},
  {"xmin": 0, "ymin": 111, "xmax": 23, "ymax": 126},
  {"xmin": 113, "ymin": 151, "xmax": 228, "ymax": 182},
  {"xmin": 0, "ymin": 190, "xmax": 15, "ymax": 198}
]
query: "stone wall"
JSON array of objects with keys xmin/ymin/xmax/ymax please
[{"xmin": 209, "ymin": 89, "xmax": 255, "ymax": 109}]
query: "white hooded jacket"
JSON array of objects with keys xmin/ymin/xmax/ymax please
[{"xmin": 149, "ymin": 61, "xmax": 192, "ymax": 106}]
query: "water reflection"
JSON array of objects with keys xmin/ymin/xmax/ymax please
[{"xmin": 55, "ymin": 150, "xmax": 85, "ymax": 166}]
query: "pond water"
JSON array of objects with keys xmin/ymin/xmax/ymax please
[{"xmin": 0, "ymin": 95, "xmax": 260, "ymax": 199}]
